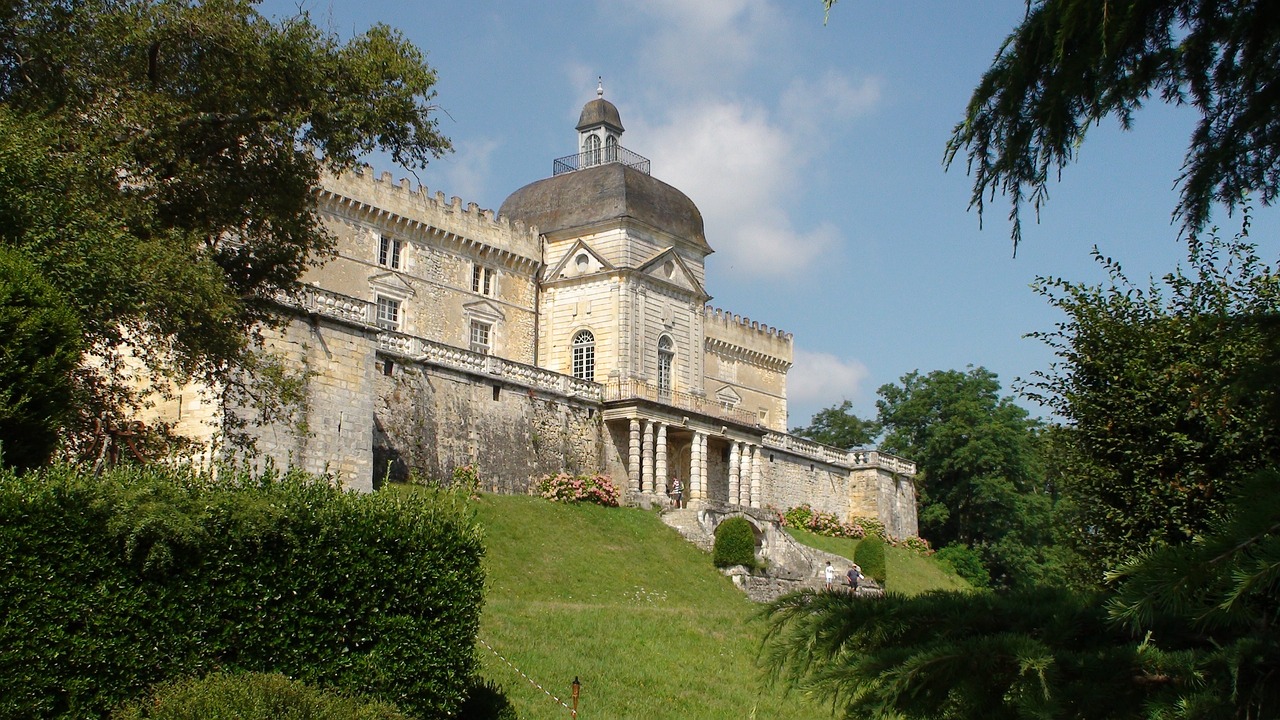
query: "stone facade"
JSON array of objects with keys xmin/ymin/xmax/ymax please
[{"xmin": 156, "ymin": 92, "xmax": 919, "ymax": 539}]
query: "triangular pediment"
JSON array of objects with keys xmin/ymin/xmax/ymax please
[
  {"xmin": 715, "ymin": 385, "xmax": 742, "ymax": 407},
  {"xmin": 462, "ymin": 298, "xmax": 505, "ymax": 322},
  {"xmin": 369, "ymin": 271, "xmax": 414, "ymax": 297},
  {"xmin": 639, "ymin": 248, "xmax": 703, "ymax": 295},
  {"xmin": 545, "ymin": 240, "xmax": 614, "ymax": 281}
]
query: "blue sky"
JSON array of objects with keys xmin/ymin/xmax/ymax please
[{"xmin": 260, "ymin": 0, "xmax": 1278, "ymax": 428}]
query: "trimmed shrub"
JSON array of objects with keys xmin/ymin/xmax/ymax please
[
  {"xmin": 713, "ymin": 516, "xmax": 758, "ymax": 568},
  {"xmin": 0, "ymin": 463, "xmax": 485, "ymax": 720},
  {"xmin": 110, "ymin": 671, "xmax": 408, "ymax": 719},
  {"xmin": 854, "ymin": 534, "xmax": 886, "ymax": 583},
  {"xmin": 537, "ymin": 472, "xmax": 621, "ymax": 506}
]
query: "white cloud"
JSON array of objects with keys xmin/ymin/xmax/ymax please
[
  {"xmin": 639, "ymin": 100, "xmax": 838, "ymax": 276},
  {"xmin": 787, "ymin": 347, "xmax": 870, "ymax": 410},
  {"xmin": 618, "ymin": 0, "xmax": 779, "ymax": 93},
  {"xmin": 781, "ymin": 70, "xmax": 883, "ymax": 133}
]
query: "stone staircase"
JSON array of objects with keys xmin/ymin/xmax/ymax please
[{"xmin": 657, "ymin": 504, "xmax": 883, "ymax": 602}]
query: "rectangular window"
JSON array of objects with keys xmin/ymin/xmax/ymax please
[
  {"xmin": 376, "ymin": 296, "xmax": 400, "ymax": 329},
  {"xmin": 470, "ymin": 320, "xmax": 492, "ymax": 354},
  {"xmin": 472, "ymin": 264, "xmax": 494, "ymax": 295},
  {"xmin": 379, "ymin": 236, "xmax": 402, "ymax": 269}
]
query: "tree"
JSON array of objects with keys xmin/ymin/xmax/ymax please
[
  {"xmin": 0, "ymin": 0, "xmax": 450, "ymax": 456},
  {"xmin": 790, "ymin": 400, "xmax": 880, "ymax": 449},
  {"xmin": 828, "ymin": 0, "xmax": 1280, "ymax": 250},
  {"xmin": 0, "ymin": 247, "xmax": 80, "ymax": 470},
  {"xmin": 875, "ymin": 367, "xmax": 1065, "ymax": 587},
  {"xmin": 767, "ymin": 4, "xmax": 1280, "ymax": 717},
  {"xmin": 1026, "ymin": 233, "xmax": 1280, "ymax": 573}
]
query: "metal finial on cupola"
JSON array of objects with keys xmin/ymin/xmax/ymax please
[{"xmin": 597, "ymin": 76, "xmax": 604, "ymax": 98}]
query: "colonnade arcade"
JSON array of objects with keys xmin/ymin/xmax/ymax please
[{"xmin": 606, "ymin": 410, "xmax": 766, "ymax": 508}]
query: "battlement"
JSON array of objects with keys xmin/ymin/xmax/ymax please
[
  {"xmin": 704, "ymin": 305, "xmax": 793, "ymax": 342},
  {"xmin": 319, "ymin": 165, "xmax": 543, "ymax": 266}
]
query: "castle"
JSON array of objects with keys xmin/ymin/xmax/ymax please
[{"xmin": 154, "ymin": 90, "xmax": 919, "ymax": 539}]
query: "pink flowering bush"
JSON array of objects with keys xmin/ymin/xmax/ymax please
[
  {"xmin": 896, "ymin": 535, "xmax": 934, "ymax": 555},
  {"xmin": 781, "ymin": 504, "xmax": 874, "ymax": 539},
  {"xmin": 536, "ymin": 472, "xmax": 620, "ymax": 507},
  {"xmin": 781, "ymin": 504, "xmax": 933, "ymax": 555}
]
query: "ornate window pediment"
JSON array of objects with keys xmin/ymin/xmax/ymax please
[
  {"xmin": 369, "ymin": 272, "xmax": 414, "ymax": 300},
  {"xmin": 715, "ymin": 385, "xmax": 742, "ymax": 409}
]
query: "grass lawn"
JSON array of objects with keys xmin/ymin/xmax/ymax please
[
  {"xmin": 471, "ymin": 494, "xmax": 824, "ymax": 720},
  {"xmin": 782, "ymin": 527, "xmax": 970, "ymax": 596}
]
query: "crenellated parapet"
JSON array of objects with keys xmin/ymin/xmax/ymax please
[
  {"xmin": 704, "ymin": 305, "xmax": 793, "ymax": 341},
  {"xmin": 702, "ymin": 305, "xmax": 793, "ymax": 371},
  {"xmin": 320, "ymin": 166, "xmax": 543, "ymax": 273}
]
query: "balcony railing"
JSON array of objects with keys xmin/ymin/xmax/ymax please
[
  {"xmin": 553, "ymin": 145, "xmax": 651, "ymax": 176},
  {"xmin": 603, "ymin": 378, "xmax": 757, "ymax": 426}
]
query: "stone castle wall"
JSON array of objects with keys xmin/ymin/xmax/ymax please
[
  {"xmin": 371, "ymin": 356, "xmax": 603, "ymax": 492},
  {"xmin": 231, "ymin": 312, "xmax": 377, "ymax": 491}
]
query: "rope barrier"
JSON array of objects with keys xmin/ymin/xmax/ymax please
[{"xmin": 478, "ymin": 636, "xmax": 576, "ymax": 716}]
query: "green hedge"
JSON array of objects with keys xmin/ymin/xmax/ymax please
[
  {"xmin": 854, "ymin": 534, "xmax": 886, "ymax": 583},
  {"xmin": 111, "ymin": 671, "xmax": 408, "ymax": 719},
  {"xmin": 713, "ymin": 516, "xmax": 758, "ymax": 568},
  {"xmin": 0, "ymin": 464, "xmax": 485, "ymax": 720}
]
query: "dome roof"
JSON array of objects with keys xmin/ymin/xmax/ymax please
[
  {"xmin": 577, "ymin": 97, "xmax": 624, "ymax": 133},
  {"xmin": 499, "ymin": 162, "xmax": 708, "ymax": 251}
]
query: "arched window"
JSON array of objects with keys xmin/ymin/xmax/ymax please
[
  {"xmin": 605, "ymin": 134, "xmax": 618, "ymax": 162},
  {"xmin": 584, "ymin": 134, "xmax": 602, "ymax": 167},
  {"xmin": 657, "ymin": 335, "xmax": 674, "ymax": 399},
  {"xmin": 572, "ymin": 330, "xmax": 595, "ymax": 381}
]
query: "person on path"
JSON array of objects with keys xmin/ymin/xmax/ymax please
[
  {"xmin": 824, "ymin": 561, "xmax": 835, "ymax": 590},
  {"xmin": 671, "ymin": 478, "xmax": 683, "ymax": 508},
  {"xmin": 847, "ymin": 564, "xmax": 862, "ymax": 593}
]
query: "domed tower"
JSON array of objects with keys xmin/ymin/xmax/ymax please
[
  {"xmin": 576, "ymin": 79, "xmax": 624, "ymax": 167},
  {"xmin": 499, "ymin": 87, "xmax": 713, "ymax": 401}
]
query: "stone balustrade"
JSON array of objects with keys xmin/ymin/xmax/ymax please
[
  {"xmin": 603, "ymin": 378, "xmax": 758, "ymax": 426},
  {"xmin": 287, "ymin": 285, "xmax": 603, "ymax": 402},
  {"xmin": 296, "ymin": 286, "xmax": 373, "ymax": 325},
  {"xmin": 762, "ymin": 433, "xmax": 917, "ymax": 476}
]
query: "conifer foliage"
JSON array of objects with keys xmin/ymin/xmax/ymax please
[{"xmin": 940, "ymin": 0, "xmax": 1280, "ymax": 249}]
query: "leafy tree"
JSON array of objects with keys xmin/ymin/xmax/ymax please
[
  {"xmin": 790, "ymin": 400, "xmax": 880, "ymax": 448},
  {"xmin": 875, "ymin": 367, "xmax": 1065, "ymax": 587},
  {"xmin": 1026, "ymin": 234, "xmax": 1280, "ymax": 573},
  {"xmin": 0, "ymin": 0, "xmax": 450, "ymax": 454},
  {"xmin": 0, "ymin": 246, "xmax": 80, "ymax": 469},
  {"xmin": 770, "ymin": 4, "xmax": 1280, "ymax": 718}
]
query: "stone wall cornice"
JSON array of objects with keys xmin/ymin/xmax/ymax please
[{"xmin": 704, "ymin": 336, "xmax": 792, "ymax": 372}]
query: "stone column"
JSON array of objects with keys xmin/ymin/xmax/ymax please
[
  {"xmin": 656, "ymin": 423, "xmax": 668, "ymax": 495},
  {"xmin": 728, "ymin": 442, "xmax": 741, "ymax": 506},
  {"xmin": 628, "ymin": 418, "xmax": 641, "ymax": 493},
  {"xmin": 750, "ymin": 445, "xmax": 763, "ymax": 508},
  {"xmin": 642, "ymin": 420, "xmax": 655, "ymax": 493},
  {"xmin": 696, "ymin": 432, "xmax": 709, "ymax": 500},
  {"xmin": 696, "ymin": 430, "xmax": 706, "ymax": 499}
]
